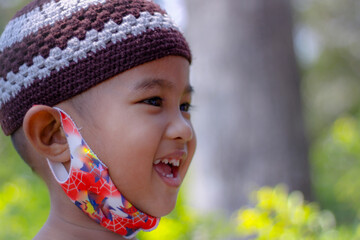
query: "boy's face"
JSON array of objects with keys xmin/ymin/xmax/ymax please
[{"xmin": 59, "ymin": 56, "xmax": 196, "ymax": 217}]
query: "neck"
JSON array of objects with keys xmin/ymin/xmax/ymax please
[
  {"xmin": 34, "ymin": 181, "xmax": 135, "ymax": 240},
  {"xmin": 35, "ymin": 206, "xmax": 135, "ymax": 240}
]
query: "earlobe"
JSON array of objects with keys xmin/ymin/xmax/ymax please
[{"xmin": 23, "ymin": 105, "xmax": 70, "ymax": 163}]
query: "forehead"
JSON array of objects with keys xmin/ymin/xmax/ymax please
[
  {"xmin": 133, "ymin": 78, "xmax": 194, "ymax": 95},
  {"xmin": 109, "ymin": 56, "xmax": 191, "ymax": 93}
]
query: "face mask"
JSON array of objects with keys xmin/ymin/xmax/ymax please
[{"xmin": 47, "ymin": 107, "xmax": 160, "ymax": 238}]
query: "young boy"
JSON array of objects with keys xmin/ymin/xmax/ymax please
[{"xmin": 0, "ymin": 0, "xmax": 196, "ymax": 239}]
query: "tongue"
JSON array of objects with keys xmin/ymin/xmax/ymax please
[{"xmin": 154, "ymin": 162, "xmax": 172, "ymax": 175}]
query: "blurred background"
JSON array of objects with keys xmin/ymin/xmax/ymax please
[{"xmin": 1, "ymin": 0, "xmax": 360, "ymax": 239}]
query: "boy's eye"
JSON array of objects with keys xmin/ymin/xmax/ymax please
[
  {"xmin": 143, "ymin": 97, "xmax": 163, "ymax": 107},
  {"xmin": 180, "ymin": 102, "xmax": 192, "ymax": 112}
]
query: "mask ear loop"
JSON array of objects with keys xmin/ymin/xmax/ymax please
[
  {"xmin": 46, "ymin": 107, "xmax": 72, "ymax": 183},
  {"xmin": 47, "ymin": 107, "xmax": 109, "ymax": 183},
  {"xmin": 47, "ymin": 158, "xmax": 69, "ymax": 183}
]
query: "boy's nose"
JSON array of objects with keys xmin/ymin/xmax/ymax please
[{"xmin": 166, "ymin": 113, "xmax": 194, "ymax": 142}]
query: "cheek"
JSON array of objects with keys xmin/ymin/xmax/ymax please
[
  {"xmin": 101, "ymin": 113, "xmax": 165, "ymax": 157},
  {"xmin": 190, "ymin": 128, "xmax": 197, "ymax": 153},
  {"xmin": 186, "ymin": 124, "xmax": 197, "ymax": 158},
  {"xmin": 100, "ymin": 119, "xmax": 165, "ymax": 184},
  {"xmin": 184, "ymin": 135, "xmax": 197, "ymax": 171}
]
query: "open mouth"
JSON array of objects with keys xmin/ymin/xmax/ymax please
[{"xmin": 153, "ymin": 158, "xmax": 180, "ymax": 179}]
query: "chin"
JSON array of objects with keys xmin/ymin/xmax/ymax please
[
  {"xmin": 144, "ymin": 194, "xmax": 178, "ymax": 218},
  {"xmin": 152, "ymin": 205, "xmax": 176, "ymax": 218}
]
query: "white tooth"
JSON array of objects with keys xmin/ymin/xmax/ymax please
[
  {"xmin": 166, "ymin": 174, "xmax": 174, "ymax": 178},
  {"xmin": 171, "ymin": 159, "xmax": 178, "ymax": 166},
  {"xmin": 175, "ymin": 160, "xmax": 180, "ymax": 167},
  {"xmin": 163, "ymin": 159, "xmax": 169, "ymax": 164},
  {"xmin": 169, "ymin": 159, "xmax": 178, "ymax": 167},
  {"xmin": 154, "ymin": 159, "xmax": 160, "ymax": 165}
]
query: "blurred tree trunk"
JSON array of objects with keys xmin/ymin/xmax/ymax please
[{"xmin": 186, "ymin": 0, "xmax": 311, "ymax": 213}]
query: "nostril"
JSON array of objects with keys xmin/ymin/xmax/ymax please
[{"xmin": 166, "ymin": 113, "xmax": 194, "ymax": 141}]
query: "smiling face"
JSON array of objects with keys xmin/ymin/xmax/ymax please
[{"xmin": 58, "ymin": 56, "xmax": 196, "ymax": 217}]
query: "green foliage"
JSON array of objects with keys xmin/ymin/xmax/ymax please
[
  {"xmin": 0, "ymin": 135, "xmax": 50, "ymax": 240},
  {"xmin": 311, "ymin": 114, "xmax": 360, "ymax": 223},
  {"xmin": 296, "ymin": 0, "xmax": 360, "ymax": 226},
  {"xmin": 0, "ymin": 176, "xmax": 49, "ymax": 240},
  {"xmin": 236, "ymin": 185, "xmax": 360, "ymax": 240}
]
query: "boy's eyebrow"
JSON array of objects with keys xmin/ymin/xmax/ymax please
[
  {"xmin": 133, "ymin": 78, "xmax": 194, "ymax": 94},
  {"xmin": 133, "ymin": 78, "xmax": 174, "ymax": 91}
]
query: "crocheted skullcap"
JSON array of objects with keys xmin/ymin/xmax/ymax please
[{"xmin": 0, "ymin": 0, "xmax": 191, "ymax": 136}]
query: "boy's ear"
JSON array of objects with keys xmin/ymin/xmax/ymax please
[{"xmin": 23, "ymin": 105, "xmax": 69, "ymax": 163}]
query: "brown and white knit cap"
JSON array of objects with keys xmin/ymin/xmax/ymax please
[{"xmin": 0, "ymin": 0, "xmax": 191, "ymax": 136}]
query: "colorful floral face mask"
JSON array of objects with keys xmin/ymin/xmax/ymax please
[{"xmin": 47, "ymin": 107, "xmax": 160, "ymax": 238}]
